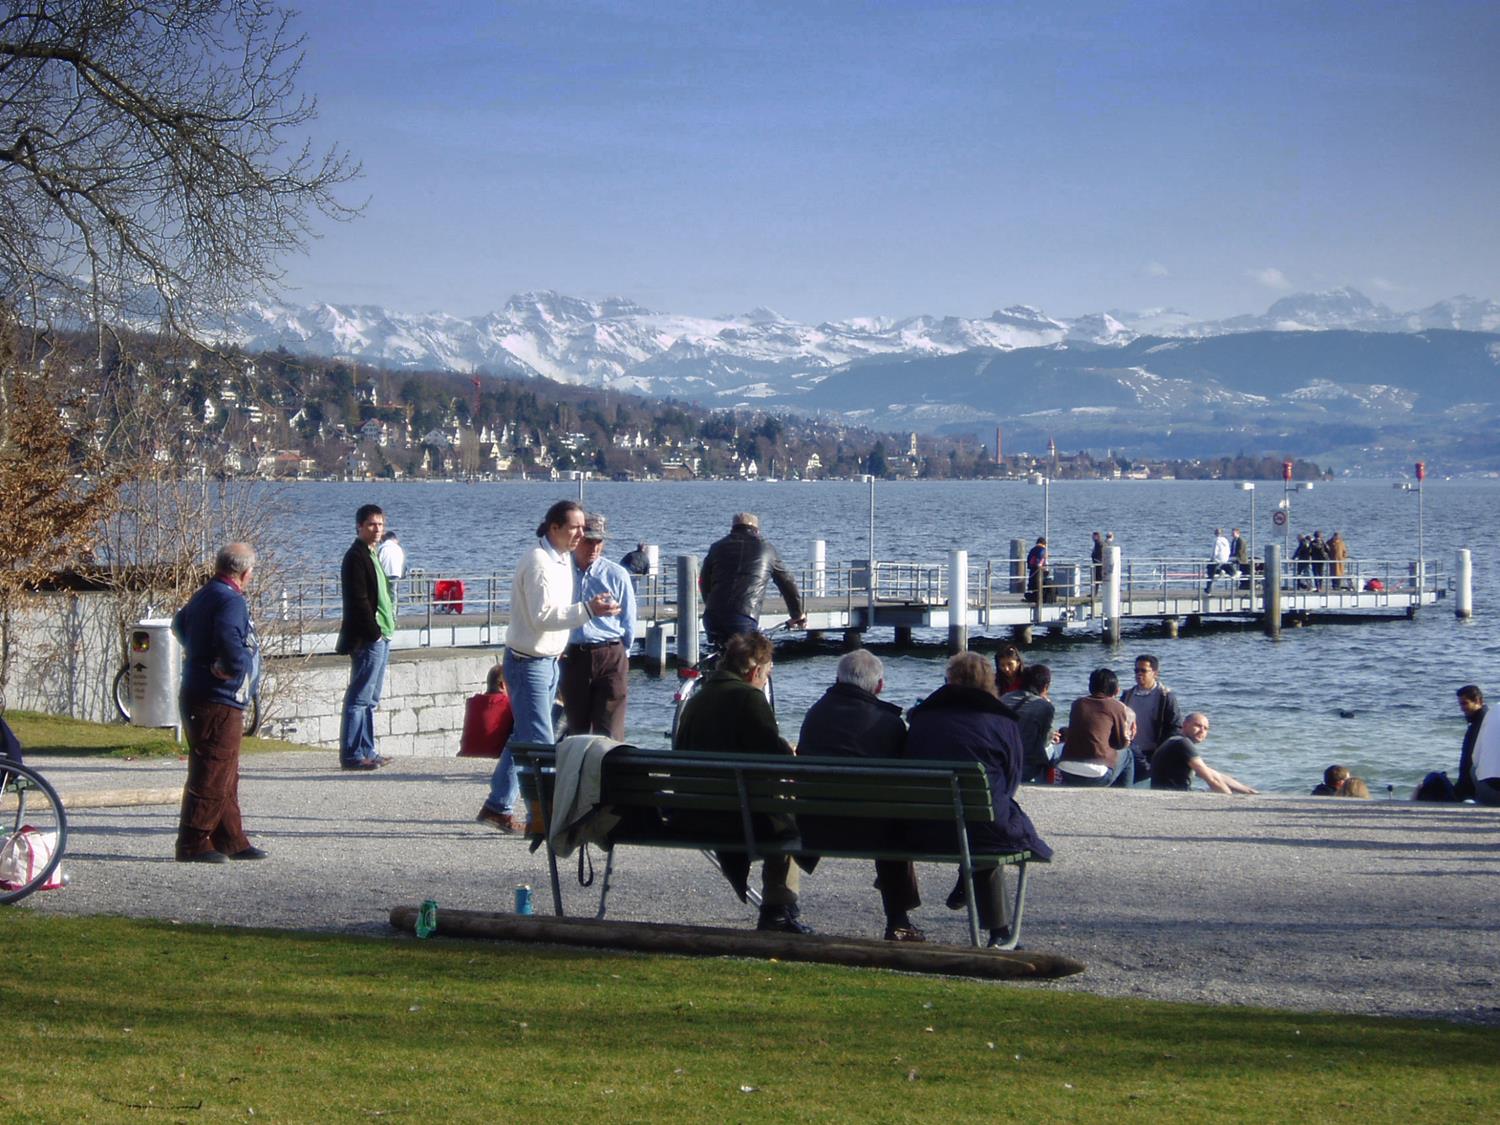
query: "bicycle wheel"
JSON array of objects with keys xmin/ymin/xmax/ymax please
[
  {"xmin": 241, "ymin": 694, "xmax": 262, "ymax": 737},
  {"xmin": 0, "ymin": 759, "xmax": 68, "ymax": 905},
  {"xmin": 112, "ymin": 665, "xmax": 132, "ymax": 722}
]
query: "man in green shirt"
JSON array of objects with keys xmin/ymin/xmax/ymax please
[{"xmin": 335, "ymin": 503, "xmax": 395, "ymax": 770}]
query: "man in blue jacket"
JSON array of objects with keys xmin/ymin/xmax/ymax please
[{"xmin": 173, "ymin": 542, "xmax": 266, "ymax": 863}]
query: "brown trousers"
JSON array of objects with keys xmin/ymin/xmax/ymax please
[
  {"xmin": 560, "ymin": 641, "xmax": 629, "ymax": 740},
  {"xmin": 176, "ymin": 700, "xmax": 251, "ymax": 859}
]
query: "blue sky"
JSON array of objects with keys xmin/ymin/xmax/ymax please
[{"xmin": 283, "ymin": 0, "xmax": 1500, "ymax": 322}]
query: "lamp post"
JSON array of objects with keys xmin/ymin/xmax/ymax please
[
  {"xmin": 1394, "ymin": 461, "xmax": 1426, "ymax": 594},
  {"xmin": 1280, "ymin": 460, "xmax": 1293, "ymax": 561},
  {"xmin": 1237, "ymin": 482, "xmax": 1256, "ymax": 593},
  {"xmin": 1043, "ymin": 474, "xmax": 1051, "ymax": 550},
  {"xmin": 866, "ymin": 473, "xmax": 877, "ymax": 623}
]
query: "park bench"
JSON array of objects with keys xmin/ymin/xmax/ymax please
[{"xmin": 514, "ymin": 742, "xmax": 1044, "ymax": 949}]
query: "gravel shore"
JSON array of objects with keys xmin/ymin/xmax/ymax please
[{"xmin": 24, "ymin": 751, "xmax": 1500, "ymax": 1024}]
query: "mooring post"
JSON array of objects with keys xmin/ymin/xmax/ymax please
[
  {"xmin": 811, "ymin": 539, "xmax": 826, "ymax": 598},
  {"xmin": 676, "ymin": 554, "xmax": 700, "ymax": 669},
  {"xmin": 1102, "ymin": 545, "xmax": 1121, "ymax": 646},
  {"xmin": 1010, "ymin": 538, "xmax": 1026, "ymax": 594},
  {"xmin": 1456, "ymin": 548, "xmax": 1473, "ymax": 619},
  {"xmin": 948, "ymin": 549, "xmax": 968, "ymax": 654},
  {"xmin": 1263, "ymin": 543, "xmax": 1282, "ymax": 639},
  {"xmin": 644, "ymin": 626, "xmax": 669, "ymax": 676}
]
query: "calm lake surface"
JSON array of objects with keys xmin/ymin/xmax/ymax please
[{"xmin": 258, "ymin": 478, "xmax": 1497, "ymax": 795}]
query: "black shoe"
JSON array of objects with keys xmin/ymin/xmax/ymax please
[
  {"xmin": 176, "ymin": 850, "xmax": 228, "ymax": 864},
  {"xmin": 945, "ymin": 885, "xmax": 967, "ymax": 911},
  {"xmin": 757, "ymin": 906, "xmax": 814, "ymax": 934},
  {"xmin": 228, "ymin": 846, "xmax": 269, "ymax": 861},
  {"xmin": 986, "ymin": 927, "xmax": 1014, "ymax": 948},
  {"xmin": 884, "ymin": 924, "xmax": 927, "ymax": 943},
  {"xmin": 340, "ymin": 759, "xmax": 379, "ymax": 771}
]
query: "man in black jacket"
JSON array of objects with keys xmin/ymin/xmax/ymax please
[
  {"xmin": 336, "ymin": 504, "xmax": 395, "ymax": 770},
  {"xmin": 699, "ymin": 513, "xmax": 805, "ymax": 645},
  {"xmin": 797, "ymin": 650, "xmax": 924, "ymax": 942}
]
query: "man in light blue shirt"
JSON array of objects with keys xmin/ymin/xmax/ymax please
[{"xmin": 560, "ymin": 513, "xmax": 638, "ymax": 740}]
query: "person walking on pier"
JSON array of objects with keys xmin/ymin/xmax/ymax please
[
  {"xmin": 700, "ymin": 512, "xmax": 806, "ymax": 645},
  {"xmin": 1025, "ymin": 537, "xmax": 1048, "ymax": 605},
  {"xmin": 1231, "ymin": 528, "xmax": 1250, "ymax": 589},
  {"xmin": 1204, "ymin": 528, "xmax": 1230, "ymax": 593},
  {"xmin": 477, "ymin": 500, "xmax": 620, "ymax": 834},
  {"xmin": 173, "ymin": 542, "xmax": 266, "ymax": 863},
  {"xmin": 560, "ymin": 514, "xmax": 637, "ymax": 741},
  {"xmin": 1148, "ymin": 713, "xmax": 1257, "ymax": 794},
  {"xmin": 1091, "ymin": 531, "xmax": 1104, "ymax": 590},
  {"xmin": 1328, "ymin": 531, "xmax": 1349, "ymax": 590},
  {"xmin": 1310, "ymin": 531, "xmax": 1330, "ymax": 591},
  {"xmin": 336, "ymin": 504, "xmax": 395, "ymax": 771}
]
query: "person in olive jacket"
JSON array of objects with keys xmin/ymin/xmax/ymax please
[
  {"xmin": 796, "ymin": 650, "xmax": 924, "ymax": 942},
  {"xmin": 904, "ymin": 651, "xmax": 1053, "ymax": 947},
  {"xmin": 673, "ymin": 630, "xmax": 812, "ymax": 934}
]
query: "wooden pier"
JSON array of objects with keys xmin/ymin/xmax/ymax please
[{"xmin": 266, "ymin": 545, "xmax": 1468, "ymax": 663}]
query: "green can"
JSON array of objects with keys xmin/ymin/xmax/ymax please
[{"xmin": 416, "ymin": 899, "xmax": 438, "ymax": 938}]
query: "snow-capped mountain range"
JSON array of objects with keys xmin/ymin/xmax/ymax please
[{"xmin": 213, "ymin": 286, "xmax": 1500, "ymax": 403}]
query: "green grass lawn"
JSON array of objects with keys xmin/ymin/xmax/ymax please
[
  {"xmin": 4, "ymin": 709, "xmax": 309, "ymax": 758},
  {"xmin": 3, "ymin": 913, "xmax": 1496, "ymax": 1123}
]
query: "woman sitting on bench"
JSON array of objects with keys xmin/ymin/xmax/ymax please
[{"xmin": 904, "ymin": 652, "xmax": 1053, "ymax": 948}]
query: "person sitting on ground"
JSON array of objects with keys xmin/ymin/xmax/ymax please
[
  {"xmin": 673, "ymin": 630, "xmax": 812, "ymax": 934},
  {"xmin": 458, "ymin": 663, "xmax": 515, "ymax": 758},
  {"xmin": 1338, "ymin": 776, "xmax": 1371, "ymax": 799},
  {"xmin": 994, "ymin": 644, "xmax": 1025, "ymax": 696},
  {"xmin": 1311, "ymin": 764, "xmax": 1350, "ymax": 796},
  {"xmin": 796, "ymin": 650, "xmax": 924, "ymax": 943},
  {"xmin": 1119, "ymin": 653, "xmax": 1182, "ymax": 787},
  {"xmin": 1147, "ymin": 713, "xmax": 1257, "ymax": 794},
  {"xmin": 1058, "ymin": 667, "xmax": 1136, "ymax": 787},
  {"xmin": 1457, "ymin": 684, "xmax": 1500, "ymax": 807},
  {"xmin": 903, "ymin": 652, "xmax": 1052, "ymax": 948},
  {"xmin": 1001, "ymin": 663, "xmax": 1057, "ymax": 784}
]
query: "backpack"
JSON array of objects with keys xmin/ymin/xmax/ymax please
[{"xmin": 1413, "ymin": 771, "xmax": 1457, "ymax": 802}]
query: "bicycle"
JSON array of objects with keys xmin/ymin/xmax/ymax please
[
  {"xmin": 113, "ymin": 654, "xmax": 263, "ymax": 737},
  {"xmin": 0, "ymin": 754, "xmax": 69, "ymax": 905},
  {"xmin": 667, "ymin": 621, "xmax": 794, "ymax": 743}
]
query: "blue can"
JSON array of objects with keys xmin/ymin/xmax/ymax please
[{"xmin": 515, "ymin": 884, "xmax": 534, "ymax": 915}]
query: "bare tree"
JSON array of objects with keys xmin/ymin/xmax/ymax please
[{"xmin": 0, "ymin": 0, "xmax": 361, "ymax": 337}]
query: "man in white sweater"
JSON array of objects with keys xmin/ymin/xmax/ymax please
[{"xmin": 477, "ymin": 500, "xmax": 619, "ymax": 834}]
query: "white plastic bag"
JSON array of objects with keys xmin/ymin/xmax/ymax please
[{"xmin": 0, "ymin": 826, "xmax": 66, "ymax": 891}]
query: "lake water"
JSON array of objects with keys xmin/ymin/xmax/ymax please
[{"xmin": 255, "ymin": 478, "xmax": 1497, "ymax": 795}]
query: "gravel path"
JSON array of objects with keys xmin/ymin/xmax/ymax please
[{"xmin": 24, "ymin": 751, "xmax": 1500, "ymax": 1024}]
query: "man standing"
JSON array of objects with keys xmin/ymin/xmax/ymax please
[
  {"xmin": 1149, "ymin": 713, "xmax": 1257, "ymax": 794},
  {"xmin": 1090, "ymin": 531, "xmax": 1104, "ymax": 592},
  {"xmin": 1230, "ymin": 527, "xmax": 1250, "ymax": 588},
  {"xmin": 378, "ymin": 529, "xmax": 405, "ymax": 605},
  {"xmin": 1025, "ymin": 537, "xmax": 1048, "ymax": 605},
  {"xmin": 700, "ymin": 512, "xmax": 805, "ymax": 645},
  {"xmin": 1119, "ymin": 654, "xmax": 1182, "ymax": 786},
  {"xmin": 173, "ymin": 542, "xmax": 267, "ymax": 863},
  {"xmin": 478, "ymin": 500, "xmax": 620, "ymax": 833},
  {"xmin": 336, "ymin": 504, "xmax": 395, "ymax": 771},
  {"xmin": 1204, "ymin": 528, "xmax": 1230, "ymax": 592},
  {"xmin": 561, "ymin": 514, "xmax": 637, "ymax": 741},
  {"xmin": 797, "ymin": 651, "xmax": 923, "ymax": 942},
  {"xmin": 620, "ymin": 542, "xmax": 651, "ymax": 576},
  {"xmin": 1001, "ymin": 663, "xmax": 1057, "ymax": 783}
]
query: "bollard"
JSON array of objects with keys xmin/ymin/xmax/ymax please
[
  {"xmin": 1263, "ymin": 543, "xmax": 1282, "ymax": 639},
  {"xmin": 948, "ymin": 549, "xmax": 968, "ymax": 654},
  {"xmin": 1009, "ymin": 538, "xmax": 1027, "ymax": 594},
  {"xmin": 1456, "ymin": 548, "xmax": 1473, "ymax": 619},
  {"xmin": 811, "ymin": 539, "xmax": 826, "ymax": 598},
  {"xmin": 676, "ymin": 554, "xmax": 700, "ymax": 669},
  {"xmin": 645, "ymin": 544, "xmax": 659, "ymax": 575},
  {"xmin": 1102, "ymin": 545, "xmax": 1121, "ymax": 646},
  {"xmin": 644, "ymin": 625, "xmax": 669, "ymax": 676}
]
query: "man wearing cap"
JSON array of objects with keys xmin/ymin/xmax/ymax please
[
  {"xmin": 699, "ymin": 512, "xmax": 806, "ymax": 646},
  {"xmin": 560, "ymin": 514, "xmax": 638, "ymax": 740}
]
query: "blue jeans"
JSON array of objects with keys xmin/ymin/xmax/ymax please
[
  {"xmin": 339, "ymin": 638, "xmax": 389, "ymax": 765},
  {"xmin": 1060, "ymin": 753, "xmax": 1135, "ymax": 788},
  {"xmin": 485, "ymin": 650, "xmax": 559, "ymax": 814}
]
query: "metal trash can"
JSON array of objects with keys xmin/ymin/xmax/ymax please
[{"xmin": 125, "ymin": 619, "xmax": 181, "ymax": 729}]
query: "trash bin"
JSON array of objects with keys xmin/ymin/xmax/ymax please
[{"xmin": 126, "ymin": 619, "xmax": 181, "ymax": 729}]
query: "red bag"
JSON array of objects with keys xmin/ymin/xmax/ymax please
[{"xmin": 458, "ymin": 692, "xmax": 514, "ymax": 757}]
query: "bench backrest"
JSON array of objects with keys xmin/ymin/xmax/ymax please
[{"xmin": 514, "ymin": 743, "xmax": 995, "ymax": 825}]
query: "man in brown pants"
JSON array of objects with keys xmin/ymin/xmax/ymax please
[{"xmin": 173, "ymin": 542, "xmax": 267, "ymax": 863}]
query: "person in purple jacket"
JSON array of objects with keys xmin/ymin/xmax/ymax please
[{"xmin": 172, "ymin": 542, "xmax": 266, "ymax": 864}]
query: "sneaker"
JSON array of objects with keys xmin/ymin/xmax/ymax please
[
  {"xmin": 756, "ymin": 906, "xmax": 814, "ymax": 934},
  {"xmin": 475, "ymin": 807, "xmax": 524, "ymax": 835}
]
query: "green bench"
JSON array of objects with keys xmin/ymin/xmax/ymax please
[{"xmin": 514, "ymin": 743, "xmax": 1044, "ymax": 948}]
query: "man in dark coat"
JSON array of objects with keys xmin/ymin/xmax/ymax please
[
  {"xmin": 173, "ymin": 542, "xmax": 266, "ymax": 863},
  {"xmin": 673, "ymin": 631, "xmax": 811, "ymax": 933},
  {"xmin": 336, "ymin": 503, "xmax": 395, "ymax": 770},
  {"xmin": 905, "ymin": 652, "xmax": 1052, "ymax": 947},
  {"xmin": 796, "ymin": 650, "xmax": 924, "ymax": 942},
  {"xmin": 699, "ymin": 513, "xmax": 805, "ymax": 644}
]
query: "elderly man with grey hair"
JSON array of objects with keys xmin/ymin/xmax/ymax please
[
  {"xmin": 795, "ymin": 649, "xmax": 925, "ymax": 942},
  {"xmin": 172, "ymin": 542, "xmax": 266, "ymax": 863}
]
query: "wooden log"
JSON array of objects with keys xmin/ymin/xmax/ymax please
[
  {"xmin": 388, "ymin": 906, "xmax": 1086, "ymax": 981},
  {"xmin": 2, "ymin": 785, "xmax": 181, "ymax": 812}
]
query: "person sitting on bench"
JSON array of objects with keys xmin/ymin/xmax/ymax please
[
  {"xmin": 796, "ymin": 650, "xmax": 924, "ymax": 943},
  {"xmin": 904, "ymin": 652, "xmax": 1053, "ymax": 948},
  {"xmin": 673, "ymin": 630, "xmax": 813, "ymax": 934}
]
